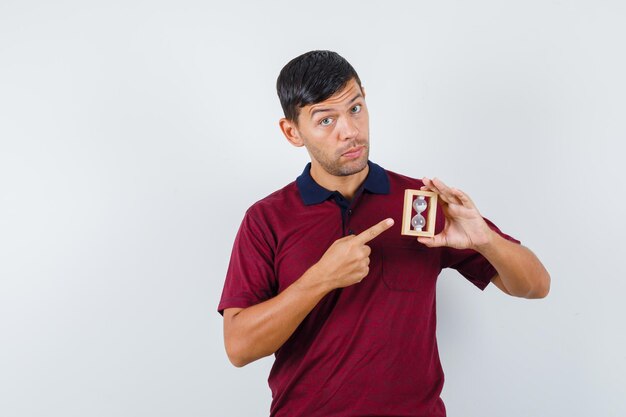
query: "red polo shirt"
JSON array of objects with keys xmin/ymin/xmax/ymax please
[{"xmin": 218, "ymin": 161, "xmax": 520, "ymax": 417}]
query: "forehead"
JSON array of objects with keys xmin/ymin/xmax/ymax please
[{"xmin": 304, "ymin": 79, "xmax": 363, "ymax": 117}]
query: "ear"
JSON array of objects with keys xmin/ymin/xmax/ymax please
[{"xmin": 279, "ymin": 118, "xmax": 304, "ymax": 147}]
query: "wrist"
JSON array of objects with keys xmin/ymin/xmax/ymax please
[
  {"xmin": 474, "ymin": 227, "xmax": 501, "ymax": 255},
  {"xmin": 296, "ymin": 263, "xmax": 335, "ymax": 295}
]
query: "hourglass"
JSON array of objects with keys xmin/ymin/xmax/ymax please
[{"xmin": 401, "ymin": 189, "xmax": 438, "ymax": 237}]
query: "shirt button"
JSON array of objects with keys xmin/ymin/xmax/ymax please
[{"xmin": 347, "ymin": 209, "xmax": 352, "ymax": 215}]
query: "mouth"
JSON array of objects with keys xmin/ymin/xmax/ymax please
[{"xmin": 341, "ymin": 145, "xmax": 365, "ymax": 159}]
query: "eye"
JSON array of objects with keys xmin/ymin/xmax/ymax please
[
  {"xmin": 351, "ymin": 104, "xmax": 362, "ymax": 113},
  {"xmin": 320, "ymin": 117, "xmax": 333, "ymax": 126}
]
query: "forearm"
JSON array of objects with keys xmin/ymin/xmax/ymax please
[
  {"xmin": 476, "ymin": 231, "xmax": 550, "ymax": 299},
  {"xmin": 224, "ymin": 265, "xmax": 332, "ymax": 367},
  {"xmin": 223, "ymin": 219, "xmax": 393, "ymax": 367}
]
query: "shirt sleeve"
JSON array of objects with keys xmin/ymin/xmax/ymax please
[
  {"xmin": 440, "ymin": 217, "xmax": 521, "ymax": 290},
  {"xmin": 217, "ymin": 207, "xmax": 278, "ymax": 315}
]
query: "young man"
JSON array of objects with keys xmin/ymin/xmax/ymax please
[{"xmin": 218, "ymin": 50, "xmax": 550, "ymax": 417}]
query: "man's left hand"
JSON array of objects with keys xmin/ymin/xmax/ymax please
[{"xmin": 418, "ymin": 177, "xmax": 494, "ymax": 251}]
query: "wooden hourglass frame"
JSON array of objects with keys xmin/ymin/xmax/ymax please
[{"xmin": 401, "ymin": 189, "xmax": 438, "ymax": 237}]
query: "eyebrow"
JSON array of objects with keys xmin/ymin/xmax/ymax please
[{"xmin": 309, "ymin": 93, "xmax": 363, "ymax": 118}]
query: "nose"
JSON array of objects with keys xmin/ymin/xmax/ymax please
[{"xmin": 339, "ymin": 116, "xmax": 359, "ymax": 141}]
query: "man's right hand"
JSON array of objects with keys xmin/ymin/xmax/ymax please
[
  {"xmin": 313, "ymin": 218, "xmax": 394, "ymax": 289},
  {"xmin": 223, "ymin": 217, "xmax": 394, "ymax": 367}
]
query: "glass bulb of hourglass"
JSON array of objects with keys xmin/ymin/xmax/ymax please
[
  {"xmin": 413, "ymin": 196, "xmax": 427, "ymax": 213},
  {"xmin": 411, "ymin": 214, "xmax": 426, "ymax": 231}
]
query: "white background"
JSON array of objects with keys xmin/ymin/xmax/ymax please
[{"xmin": 1, "ymin": 1, "xmax": 625, "ymax": 416}]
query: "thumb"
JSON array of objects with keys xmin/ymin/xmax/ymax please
[{"xmin": 417, "ymin": 234, "xmax": 447, "ymax": 248}]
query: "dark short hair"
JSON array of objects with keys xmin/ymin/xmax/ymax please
[{"xmin": 276, "ymin": 50, "xmax": 362, "ymax": 124}]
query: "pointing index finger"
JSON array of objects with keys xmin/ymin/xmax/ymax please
[{"xmin": 355, "ymin": 218, "xmax": 394, "ymax": 244}]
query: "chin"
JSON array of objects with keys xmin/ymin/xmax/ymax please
[{"xmin": 337, "ymin": 157, "xmax": 368, "ymax": 177}]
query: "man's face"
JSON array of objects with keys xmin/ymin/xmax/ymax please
[{"xmin": 294, "ymin": 78, "xmax": 370, "ymax": 177}]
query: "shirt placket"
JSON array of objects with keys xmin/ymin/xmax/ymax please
[{"xmin": 333, "ymin": 190, "xmax": 362, "ymax": 236}]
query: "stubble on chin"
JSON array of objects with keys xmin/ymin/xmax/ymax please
[
  {"xmin": 333, "ymin": 147, "xmax": 369, "ymax": 177},
  {"xmin": 306, "ymin": 138, "xmax": 370, "ymax": 177}
]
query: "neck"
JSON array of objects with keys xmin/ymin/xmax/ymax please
[{"xmin": 309, "ymin": 162, "xmax": 370, "ymax": 201}]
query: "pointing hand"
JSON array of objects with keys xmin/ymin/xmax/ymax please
[{"xmin": 315, "ymin": 218, "xmax": 394, "ymax": 289}]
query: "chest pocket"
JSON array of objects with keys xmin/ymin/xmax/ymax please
[{"xmin": 381, "ymin": 244, "xmax": 441, "ymax": 292}]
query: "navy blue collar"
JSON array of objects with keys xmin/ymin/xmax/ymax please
[{"xmin": 296, "ymin": 160, "xmax": 390, "ymax": 206}]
